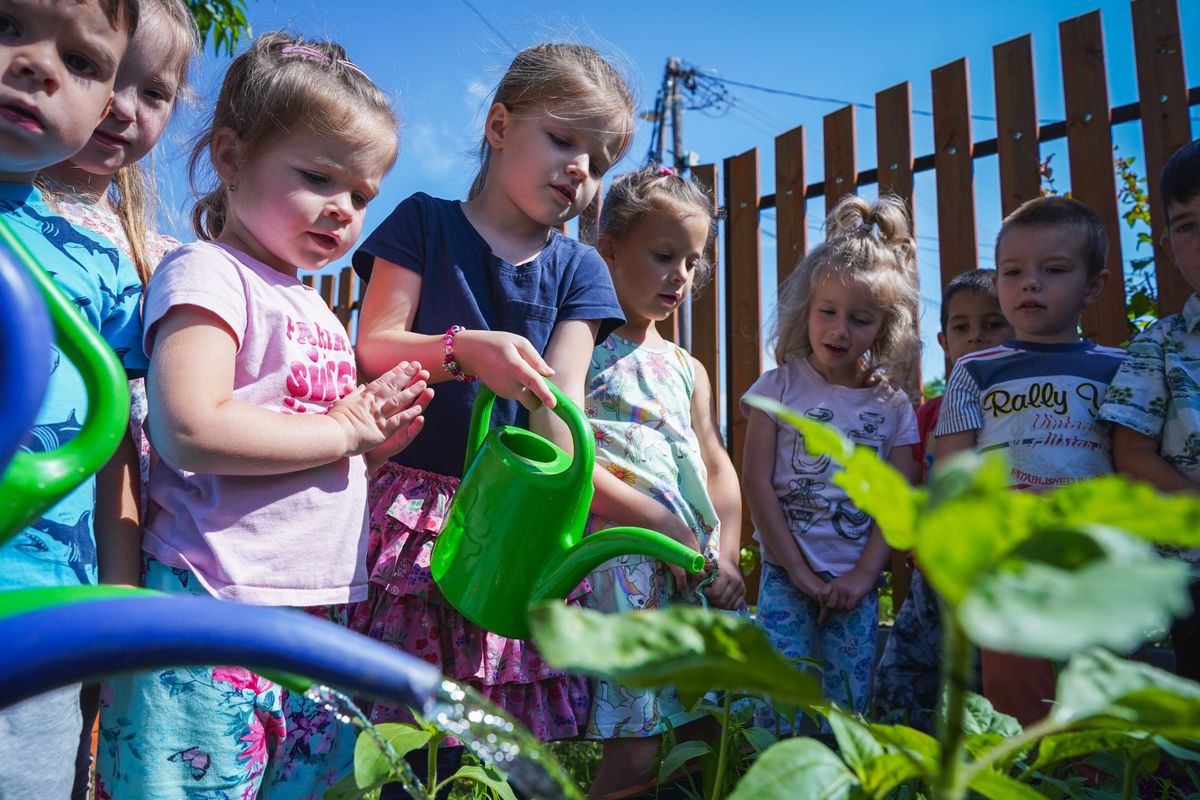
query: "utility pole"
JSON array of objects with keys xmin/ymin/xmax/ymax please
[{"xmin": 669, "ymin": 57, "xmax": 685, "ymax": 174}]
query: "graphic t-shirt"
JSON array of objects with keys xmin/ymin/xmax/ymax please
[
  {"xmin": 936, "ymin": 340, "xmax": 1124, "ymax": 489},
  {"xmin": 141, "ymin": 241, "xmax": 369, "ymax": 606},
  {"xmin": 740, "ymin": 358, "xmax": 919, "ymax": 575},
  {"xmin": 0, "ymin": 183, "xmax": 146, "ymax": 590}
]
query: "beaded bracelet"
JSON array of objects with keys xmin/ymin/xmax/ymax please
[{"xmin": 442, "ymin": 325, "xmax": 477, "ymax": 383}]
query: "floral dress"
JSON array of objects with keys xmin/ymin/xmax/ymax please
[{"xmin": 582, "ymin": 334, "xmax": 722, "ymax": 738}]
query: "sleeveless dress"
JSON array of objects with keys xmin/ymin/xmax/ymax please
[{"xmin": 581, "ymin": 334, "xmax": 723, "ymax": 738}]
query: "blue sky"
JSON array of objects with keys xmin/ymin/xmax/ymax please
[{"xmin": 153, "ymin": 0, "xmax": 1200, "ymax": 383}]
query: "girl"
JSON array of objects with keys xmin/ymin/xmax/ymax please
[
  {"xmin": 582, "ymin": 165, "xmax": 745, "ymax": 796},
  {"xmin": 351, "ymin": 42, "xmax": 641, "ymax": 788},
  {"xmin": 741, "ymin": 194, "xmax": 921, "ymax": 724},
  {"xmin": 95, "ymin": 34, "xmax": 434, "ymax": 799}
]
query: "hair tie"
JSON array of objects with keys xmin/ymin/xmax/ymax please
[
  {"xmin": 280, "ymin": 44, "xmax": 368, "ymax": 79},
  {"xmin": 657, "ymin": 166, "xmax": 675, "ymax": 176}
]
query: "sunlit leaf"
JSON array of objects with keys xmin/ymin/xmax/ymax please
[
  {"xmin": 335, "ymin": 724, "xmax": 433, "ymax": 796},
  {"xmin": 1034, "ymin": 477, "xmax": 1200, "ymax": 549},
  {"xmin": 1053, "ymin": 649, "xmax": 1200, "ymax": 737},
  {"xmin": 528, "ymin": 602, "xmax": 823, "ymax": 710},
  {"xmin": 446, "ymin": 765, "xmax": 517, "ymax": 800},
  {"xmin": 1030, "ymin": 730, "xmax": 1147, "ymax": 772},
  {"xmin": 657, "ymin": 740, "xmax": 712, "ymax": 784},
  {"xmin": 727, "ymin": 738, "xmax": 858, "ymax": 800},
  {"xmin": 968, "ymin": 768, "xmax": 1051, "ymax": 800},
  {"xmin": 827, "ymin": 709, "xmax": 884, "ymax": 779}
]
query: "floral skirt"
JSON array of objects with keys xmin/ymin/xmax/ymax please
[{"xmin": 348, "ymin": 462, "xmax": 590, "ymax": 741}]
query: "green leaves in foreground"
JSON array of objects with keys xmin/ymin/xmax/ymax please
[{"xmin": 527, "ymin": 602, "xmax": 822, "ymax": 710}]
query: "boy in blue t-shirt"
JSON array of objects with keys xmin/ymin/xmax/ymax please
[
  {"xmin": 936, "ymin": 196, "xmax": 1124, "ymax": 726},
  {"xmin": 0, "ymin": 1, "xmax": 143, "ymax": 795},
  {"xmin": 1099, "ymin": 138, "xmax": 1200, "ymax": 681}
]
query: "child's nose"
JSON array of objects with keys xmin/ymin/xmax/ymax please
[
  {"xmin": 8, "ymin": 44, "xmax": 61, "ymax": 92},
  {"xmin": 107, "ymin": 86, "xmax": 137, "ymax": 122}
]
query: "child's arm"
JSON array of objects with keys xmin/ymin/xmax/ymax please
[
  {"xmin": 94, "ymin": 425, "xmax": 141, "ymax": 585},
  {"xmin": 742, "ymin": 407, "xmax": 825, "ymax": 600},
  {"xmin": 933, "ymin": 430, "xmax": 977, "ymax": 463},
  {"xmin": 356, "ymin": 259, "xmax": 557, "ymax": 410},
  {"xmin": 690, "ymin": 356, "xmax": 746, "ymax": 610},
  {"xmin": 1113, "ymin": 425, "xmax": 1200, "ymax": 496},
  {"xmin": 531, "ymin": 320, "xmax": 699, "ymax": 549},
  {"xmin": 149, "ymin": 307, "xmax": 432, "ymax": 475}
]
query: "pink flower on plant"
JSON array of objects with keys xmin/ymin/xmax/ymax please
[{"xmin": 212, "ymin": 666, "xmax": 274, "ymax": 695}]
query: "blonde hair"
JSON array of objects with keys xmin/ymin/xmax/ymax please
[
  {"xmin": 773, "ymin": 194, "xmax": 921, "ymax": 398},
  {"xmin": 190, "ymin": 32, "xmax": 398, "ymax": 241},
  {"xmin": 467, "ymin": 43, "xmax": 636, "ymax": 201},
  {"xmin": 598, "ymin": 165, "xmax": 718, "ymax": 290},
  {"xmin": 114, "ymin": 0, "xmax": 199, "ymax": 285}
]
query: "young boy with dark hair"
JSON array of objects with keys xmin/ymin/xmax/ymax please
[
  {"xmin": 872, "ymin": 268, "xmax": 1012, "ymax": 731},
  {"xmin": 1099, "ymin": 138, "xmax": 1200, "ymax": 681},
  {"xmin": 0, "ymin": 0, "xmax": 142, "ymax": 794},
  {"xmin": 935, "ymin": 196, "xmax": 1125, "ymax": 726}
]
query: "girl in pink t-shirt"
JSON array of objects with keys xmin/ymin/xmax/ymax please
[
  {"xmin": 95, "ymin": 34, "xmax": 433, "ymax": 799},
  {"xmin": 740, "ymin": 194, "xmax": 921, "ymax": 727}
]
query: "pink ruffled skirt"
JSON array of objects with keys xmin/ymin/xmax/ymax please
[{"xmin": 349, "ymin": 462, "xmax": 590, "ymax": 740}]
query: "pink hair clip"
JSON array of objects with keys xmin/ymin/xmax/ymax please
[
  {"xmin": 657, "ymin": 166, "xmax": 676, "ymax": 176},
  {"xmin": 280, "ymin": 44, "xmax": 369, "ymax": 79}
]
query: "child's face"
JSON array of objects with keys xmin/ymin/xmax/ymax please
[
  {"xmin": 937, "ymin": 288, "xmax": 1013, "ymax": 364},
  {"xmin": 484, "ymin": 102, "xmax": 619, "ymax": 229},
  {"xmin": 806, "ymin": 271, "xmax": 884, "ymax": 386},
  {"xmin": 0, "ymin": 0, "xmax": 128, "ymax": 182},
  {"xmin": 995, "ymin": 225, "xmax": 1107, "ymax": 344},
  {"xmin": 601, "ymin": 205, "xmax": 707, "ymax": 331},
  {"xmin": 69, "ymin": 5, "xmax": 183, "ymax": 178},
  {"xmin": 214, "ymin": 119, "xmax": 395, "ymax": 277},
  {"xmin": 1166, "ymin": 193, "xmax": 1200, "ymax": 295}
]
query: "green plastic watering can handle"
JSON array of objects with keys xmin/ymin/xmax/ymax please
[
  {"xmin": 0, "ymin": 217, "xmax": 130, "ymax": 544},
  {"xmin": 464, "ymin": 377, "xmax": 595, "ymax": 477}
]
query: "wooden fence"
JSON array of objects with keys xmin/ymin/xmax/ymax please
[{"xmin": 313, "ymin": 0, "xmax": 1197, "ymax": 600}]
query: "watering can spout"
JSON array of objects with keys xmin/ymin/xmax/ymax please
[{"xmin": 532, "ymin": 526, "xmax": 705, "ymax": 606}]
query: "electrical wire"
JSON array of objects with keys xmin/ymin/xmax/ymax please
[{"xmin": 459, "ymin": 0, "xmax": 515, "ymax": 51}]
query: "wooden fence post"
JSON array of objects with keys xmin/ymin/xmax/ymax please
[
  {"xmin": 824, "ymin": 106, "xmax": 857, "ymax": 215},
  {"xmin": 994, "ymin": 35, "xmax": 1043, "ymax": 218},
  {"xmin": 691, "ymin": 163, "xmax": 721, "ymax": 428},
  {"xmin": 1061, "ymin": 10, "xmax": 1128, "ymax": 346},
  {"xmin": 775, "ymin": 125, "xmax": 806, "ymax": 287},
  {"xmin": 876, "ymin": 82, "xmax": 915, "ymax": 226},
  {"xmin": 932, "ymin": 57, "xmax": 979, "ymax": 290}
]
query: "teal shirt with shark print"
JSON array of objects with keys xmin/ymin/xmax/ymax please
[{"xmin": 0, "ymin": 183, "xmax": 147, "ymax": 590}]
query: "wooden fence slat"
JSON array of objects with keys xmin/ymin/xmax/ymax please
[
  {"xmin": 724, "ymin": 149, "xmax": 761, "ymax": 599},
  {"xmin": 774, "ymin": 125, "xmax": 806, "ymax": 287},
  {"xmin": 876, "ymin": 82, "xmax": 915, "ymax": 227},
  {"xmin": 301, "ymin": 275, "xmax": 314, "ymax": 288},
  {"xmin": 691, "ymin": 163, "xmax": 721, "ymax": 427},
  {"xmin": 994, "ymin": 35, "xmax": 1042, "ymax": 217},
  {"xmin": 823, "ymin": 106, "xmax": 857, "ymax": 215},
  {"xmin": 1061, "ymin": 10, "xmax": 1128, "ymax": 346},
  {"xmin": 318, "ymin": 275, "xmax": 335, "ymax": 310},
  {"xmin": 335, "ymin": 268, "xmax": 356, "ymax": 329},
  {"xmin": 1132, "ymin": 0, "xmax": 1192, "ymax": 317},
  {"xmin": 932, "ymin": 57, "xmax": 979, "ymax": 290}
]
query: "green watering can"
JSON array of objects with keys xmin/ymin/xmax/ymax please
[
  {"xmin": 0, "ymin": 217, "xmax": 130, "ymax": 542},
  {"xmin": 431, "ymin": 379, "xmax": 705, "ymax": 640}
]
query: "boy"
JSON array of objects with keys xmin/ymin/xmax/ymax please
[
  {"xmin": 872, "ymin": 269, "xmax": 1013, "ymax": 731},
  {"xmin": 0, "ymin": 1, "xmax": 142, "ymax": 795},
  {"xmin": 935, "ymin": 197, "xmax": 1124, "ymax": 726},
  {"xmin": 1098, "ymin": 138, "xmax": 1200, "ymax": 681}
]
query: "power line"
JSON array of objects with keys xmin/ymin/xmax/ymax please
[{"xmin": 459, "ymin": 0, "xmax": 515, "ymax": 51}]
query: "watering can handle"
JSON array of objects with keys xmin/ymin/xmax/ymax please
[
  {"xmin": 464, "ymin": 378, "xmax": 596, "ymax": 475},
  {"xmin": 0, "ymin": 217, "xmax": 130, "ymax": 544}
]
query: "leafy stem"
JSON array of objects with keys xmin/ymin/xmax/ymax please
[
  {"xmin": 957, "ymin": 716, "xmax": 1064, "ymax": 790},
  {"xmin": 933, "ymin": 616, "xmax": 970, "ymax": 800},
  {"xmin": 710, "ymin": 690, "xmax": 733, "ymax": 800}
]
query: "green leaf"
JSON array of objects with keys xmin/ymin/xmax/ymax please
[
  {"xmin": 1033, "ymin": 478, "xmax": 1200, "ymax": 549},
  {"xmin": 1053, "ymin": 649, "xmax": 1200, "ymax": 735},
  {"xmin": 866, "ymin": 723, "xmax": 941, "ymax": 763},
  {"xmin": 743, "ymin": 395, "xmax": 923, "ymax": 549},
  {"xmin": 742, "ymin": 726, "xmax": 778, "ymax": 753},
  {"xmin": 827, "ymin": 709, "xmax": 884, "ymax": 779},
  {"xmin": 859, "ymin": 752, "xmax": 925, "ymax": 797},
  {"xmin": 968, "ymin": 769, "xmax": 1051, "ymax": 800},
  {"xmin": 352, "ymin": 724, "xmax": 433, "ymax": 793},
  {"xmin": 527, "ymin": 602, "xmax": 824, "ymax": 710},
  {"xmin": 959, "ymin": 526, "xmax": 1190, "ymax": 658},
  {"xmin": 961, "ymin": 692, "xmax": 1023, "ymax": 738},
  {"xmin": 728, "ymin": 738, "xmax": 859, "ymax": 800},
  {"xmin": 445, "ymin": 765, "xmax": 517, "ymax": 800},
  {"xmin": 657, "ymin": 740, "xmax": 712, "ymax": 784},
  {"xmin": 1030, "ymin": 730, "xmax": 1146, "ymax": 772}
]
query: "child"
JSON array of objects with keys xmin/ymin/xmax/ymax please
[
  {"xmin": 1098, "ymin": 139, "xmax": 1200, "ymax": 680},
  {"xmin": 0, "ymin": 0, "xmax": 140, "ymax": 795},
  {"xmin": 871, "ymin": 268, "xmax": 1012, "ymax": 731},
  {"xmin": 350, "ymin": 42, "xmax": 633, "ymax": 788},
  {"xmin": 581, "ymin": 166, "xmax": 745, "ymax": 796},
  {"xmin": 94, "ymin": 34, "xmax": 434, "ymax": 798},
  {"xmin": 936, "ymin": 196, "xmax": 1124, "ymax": 726},
  {"xmin": 742, "ymin": 194, "xmax": 922, "ymax": 724}
]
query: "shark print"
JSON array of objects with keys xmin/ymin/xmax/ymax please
[
  {"xmin": 21, "ymin": 510, "xmax": 95, "ymax": 584},
  {"xmin": 12, "ymin": 202, "xmax": 121, "ymax": 274}
]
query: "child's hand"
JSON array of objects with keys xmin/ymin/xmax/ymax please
[
  {"xmin": 816, "ymin": 570, "xmax": 875, "ymax": 625},
  {"xmin": 454, "ymin": 330, "xmax": 556, "ymax": 411},
  {"xmin": 700, "ymin": 556, "xmax": 746, "ymax": 610},
  {"xmin": 327, "ymin": 361, "xmax": 433, "ymax": 458},
  {"xmin": 786, "ymin": 565, "xmax": 826, "ymax": 604}
]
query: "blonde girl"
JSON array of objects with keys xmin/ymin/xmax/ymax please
[
  {"xmin": 741, "ymin": 194, "xmax": 921, "ymax": 724},
  {"xmin": 95, "ymin": 33, "xmax": 433, "ymax": 798},
  {"xmin": 580, "ymin": 165, "xmax": 744, "ymax": 795},
  {"xmin": 350, "ymin": 42, "xmax": 636, "ymax": 787}
]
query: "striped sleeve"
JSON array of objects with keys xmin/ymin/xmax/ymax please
[{"xmin": 935, "ymin": 360, "xmax": 983, "ymax": 436}]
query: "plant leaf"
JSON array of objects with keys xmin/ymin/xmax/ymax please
[
  {"xmin": 827, "ymin": 708, "xmax": 884, "ymax": 779},
  {"xmin": 446, "ymin": 765, "xmax": 518, "ymax": 800},
  {"xmin": 859, "ymin": 752, "xmax": 925, "ymax": 797},
  {"xmin": 727, "ymin": 738, "xmax": 859, "ymax": 800},
  {"xmin": 528, "ymin": 602, "xmax": 824, "ymax": 710},
  {"xmin": 1053, "ymin": 649, "xmax": 1200, "ymax": 736},
  {"xmin": 657, "ymin": 740, "xmax": 712, "ymax": 784},
  {"xmin": 352, "ymin": 724, "xmax": 433, "ymax": 793},
  {"xmin": 958, "ymin": 526, "xmax": 1190, "ymax": 658},
  {"xmin": 1033, "ymin": 477, "xmax": 1200, "ymax": 549},
  {"xmin": 1030, "ymin": 730, "xmax": 1146, "ymax": 772},
  {"xmin": 742, "ymin": 726, "xmax": 778, "ymax": 754},
  {"xmin": 961, "ymin": 692, "xmax": 1023, "ymax": 738},
  {"xmin": 968, "ymin": 768, "xmax": 1052, "ymax": 800}
]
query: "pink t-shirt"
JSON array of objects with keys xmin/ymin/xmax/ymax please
[
  {"xmin": 142, "ymin": 241, "xmax": 369, "ymax": 606},
  {"xmin": 739, "ymin": 357, "xmax": 919, "ymax": 575}
]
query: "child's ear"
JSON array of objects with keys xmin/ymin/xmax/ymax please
[
  {"xmin": 595, "ymin": 233, "xmax": 618, "ymax": 268},
  {"xmin": 484, "ymin": 102, "xmax": 510, "ymax": 150},
  {"xmin": 1082, "ymin": 268, "xmax": 1110, "ymax": 307},
  {"xmin": 210, "ymin": 127, "xmax": 242, "ymax": 185},
  {"xmin": 936, "ymin": 331, "xmax": 949, "ymax": 354}
]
